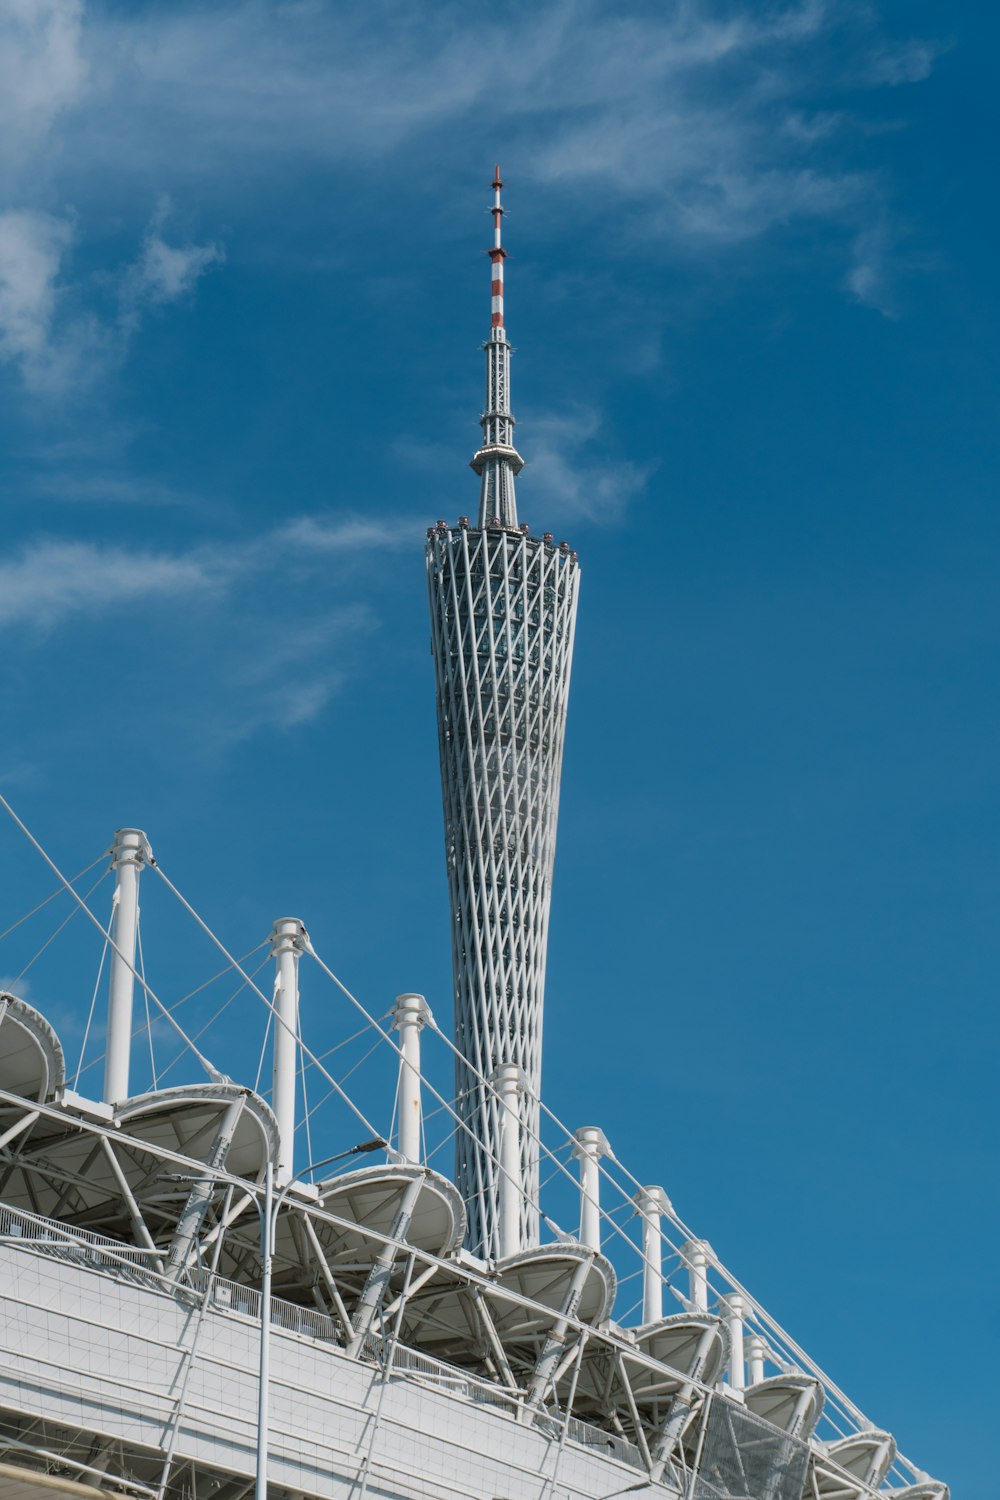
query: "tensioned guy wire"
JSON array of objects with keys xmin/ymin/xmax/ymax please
[
  {"xmin": 0, "ymin": 793, "xmax": 223, "ymax": 1084},
  {"xmin": 74, "ymin": 939, "xmax": 270, "ymax": 1085},
  {"xmin": 158, "ymin": 849, "xmax": 658, "ymax": 1285},
  {"xmin": 10, "ymin": 803, "xmax": 893, "ymax": 1464},
  {"xmin": 136, "ymin": 920, "xmax": 158, "ymax": 1090},
  {"xmin": 12, "ymin": 868, "xmax": 109, "ymax": 982},
  {"xmin": 156, "ymin": 954, "xmax": 272, "ymax": 1088},
  {"xmin": 73, "ymin": 898, "xmax": 115, "ymax": 1089},
  {"xmin": 0, "ymin": 851, "xmax": 107, "ymax": 947},
  {"xmin": 150, "ymin": 860, "xmax": 385, "ymax": 1142},
  {"xmin": 303, "ymin": 937, "xmax": 887, "ymax": 1447}
]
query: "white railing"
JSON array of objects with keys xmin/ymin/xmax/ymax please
[
  {"xmin": 0, "ymin": 1202, "xmax": 342, "ymax": 1345},
  {"xmin": 0, "ymin": 1203, "xmax": 162, "ymax": 1285},
  {"xmin": 391, "ymin": 1341, "xmax": 520, "ymax": 1414},
  {"xmin": 194, "ymin": 1270, "xmax": 342, "ymax": 1344},
  {"xmin": 563, "ymin": 1415, "xmax": 644, "ymax": 1469},
  {"xmin": 385, "ymin": 1340, "xmax": 645, "ymax": 1471},
  {"xmin": 0, "ymin": 1199, "xmax": 647, "ymax": 1475}
]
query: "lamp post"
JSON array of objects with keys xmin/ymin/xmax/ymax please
[{"xmin": 255, "ymin": 1137, "xmax": 385, "ymax": 1500}]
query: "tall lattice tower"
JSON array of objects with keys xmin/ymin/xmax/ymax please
[{"xmin": 426, "ymin": 169, "xmax": 581, "ymax": 1258}]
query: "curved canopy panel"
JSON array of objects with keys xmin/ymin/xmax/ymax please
[
  {"xmin": 262, "ymin": 1164, "xmax": 466, "ymax": 1309},
  {"xmin": 815, "ymin": 1431, "xmax": 897, "ymax": 1497},
  {"xmin": 317, "ymin": 1164, "xmax": 466, "ymax": 1260},
  {"xmin": 633, "ymin": 1314, "xmax": 729, "ymax": 1395},
  {"xmin": 491, "ymin": 1246, "xmax": 617, "ymax": 1338},
  {"xmin": 887, "ymin": 1484, "xmax": 949, "ymax": 1500},
  {"xmin": 0, "ymin": 994, "xmax": 65, "ymax": 1103},
  {"xmin": 0, "ymin": 1083, "xmax": 276, "ymax": 1247},
  {"xmin": 400, "ymin": 1244, "xmax": 616, "ymax": 1375},
  {"xmin": 744, "ymin": 1374, "xmax": 824, "ymax": 1441},
  {"xmin": 116, "ymin": 1084, "xmax": 278, "ymax": 1183},
  {"xmin": 562, "ymin": 1314, "xmax": 727, "ymax": 1430}
]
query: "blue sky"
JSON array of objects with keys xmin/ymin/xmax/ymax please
[{"xmin": 0, "ymin": 0, "xmax": 996, "ymax": 1492}]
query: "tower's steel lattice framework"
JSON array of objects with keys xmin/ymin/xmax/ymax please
[{"xmin": 427, "ymin": 170, "xmax": 581, "ymax": 1257}]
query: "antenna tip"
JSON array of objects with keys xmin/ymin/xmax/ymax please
[{"xmin": 492, "ymin": 164, "xmax": 503, "ymax": 189}]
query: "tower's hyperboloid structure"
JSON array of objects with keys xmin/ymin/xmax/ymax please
[{"xmin": 427, "ymin": 170, "xmax": 581, "ymax": 1257}]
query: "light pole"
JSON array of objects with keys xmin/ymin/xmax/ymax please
[{"xmin": 255, "ymin": 1137, "xmax": 385, "ymax": 1500}]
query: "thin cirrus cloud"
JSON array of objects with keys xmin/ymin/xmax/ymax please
[
  {"xmin": 0, "ymin": 516, "xmax": 410, "ymax": 753},
  {"xmin": 0, "ymin": 514, "xmax": 420, "ymax": 634},
  {"xmin": 0, "ymin": 0, "xmax": 86, "ymax": 161},
  {"xmin": 274, "ymin": 515, "xmax": 422, "ymax": 554},
  {"xmin": 199, "ymin": 608, "xmax": 376, "ymax": 754},
  {"xmin": 522, "ymin": 409, "xmax": 654, "ymax": 527},
  {"xmin": 0, "ymin": 2, "xmax": 937, "ymax": 303},
  {"xmin": 31, "ymin": 473, "xmax": 210, "ymax": 509},
  {"xmin": 0, "ymin": 210, "xmax": 94, "ymax": 397},
  {"xmin": 0, "ymin": 538, "xmax": 221, "ymax": 631},
  {"xmin": 0, "ymin": 201, "xmax": 222, "ymax": 397},
  {"xmin": 0, "ymin": 2, "xmax": 940, "ymax": 550}
]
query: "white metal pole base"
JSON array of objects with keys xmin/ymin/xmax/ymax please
[
  {"xmin": 269, "ymin": 917, "xmax": 307, "ymax": 1185},
  {"xmin": 682, "ymin": 1238, "xmax": 711, "ymax": 1313},
  {"xmin": 572, "ymin": 1126, "xmax": 611, "ymax": 1253},
  {"xmin": 492, "ymin": 1062, "xmax": 526, "ymax": 1261},
  {"xmin": 633, "ymin": 1184, "xmax": 671, "ymax": 1325},
  {"xmin": 103, "ymin": 828, "xmax": 151, "ymax": 1106},
  {"xmin": 392, "ymin": 993, "xmax": 430, "ymax": 1165}
]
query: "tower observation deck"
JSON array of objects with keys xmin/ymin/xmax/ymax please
[{"xmin": 426, "ymin": 169, "xmax": 581, "ymax": 1257}]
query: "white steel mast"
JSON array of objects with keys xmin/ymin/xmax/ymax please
[{"xmin": 427, "ymin": 168, "xmax": 581, "ymax": 1257}]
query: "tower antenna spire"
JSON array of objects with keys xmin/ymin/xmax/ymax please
[
  {"xmin": 490, "ymin": 163, "xmax": 505, "ymax": 329},
  {"xmin": 471, "ymin": 164, "xmax": 524, "ymax": 528}
]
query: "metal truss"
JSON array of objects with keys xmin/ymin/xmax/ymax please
[
  {"xmin": 470, "ymin": 330, "xmax": 523, "ymax": 529},
  {"xmin": 427, "ymin": 521, "xmax": 580, "ymax": 1256}
]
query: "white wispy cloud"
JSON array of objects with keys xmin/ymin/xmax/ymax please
[
  {"xmin": 69, "ymin": 0, "xmax": 932, "ymax": 227},
  {"xmin": 0, "ymin": 210, "xmax": 66, "ymax": 360},
  {"xmin": 0, "ymin": 510, "xmax": 410, "ymax": 634},
  {"xmin": 121, "ymin": 200, "xmax": 223, "ymax": 317},
  {"xmin": 276, "ymin": 515, "xmax": 423, "ymax": 553},
  {"xmin": 32, "ymin": 472, "xmax": 206, "ymax": 508},
  {"xmin": 0, "ymin": 209, "xmax": 97, "ymax": 395},
  {"xmin": 0, "ymin": 538, "xmax": 222, "ymax": 630},
  {"xmin": 0, "ymin": 518, "xmax": 396, "ymax": 751},
  {"xmin": 523, "ymin": 409, "xmax": 654, "ymax": 527},
  {"xmin": 0, "ymin": 200, "xmax": 221, "ymax": 397},
  {"xmin": 0, "ymin": 0, "xmax": 938, "ymax": 406},
  {"xmin": 204, "ymin": 607, "xmax": 376, "ymax": 751},
  {"xmin": 0, "ymin": 0, "xmax": 87, "ymax": 167},
  {"xmin": 847, "ymin": 222, "xmax": 898, "ymax": 317},
  {"xmin": 862, "ymin": 39, "xmax": 937, "ymax": 86}
]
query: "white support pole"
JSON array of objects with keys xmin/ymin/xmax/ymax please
[
  {"xmin": 348, "ymin": 1172, "xmax": 424, "ymax": 1354},
  {"xmin": 392, "ymin": 994, "xmax": 429, "ymax": 1164},
  {"xmin": 103, "ymin": 829, "xmax": 150, "ymax": 1105},
  {"xmin": 747, "ymin": 1333, "xmax": 766, "ymax": 1387},
  {"xmin": 650, "ymin": 1324, "xmax": 720, "ymax": 1483},
  {"xmin": 683, "ymin": 1238, "xmax": 710, "ymax": 1312},
  {"xmin": 167, "ymin": 1092, "xmax": 247, "ymax": 1279},
  {"xmin": 720, "ymin": 1292, "xmax": 747, "ymax": 1391},
  {"xmin": 255, "ymin": 1160, "xmax": 274, "ymax": 1500},
  {"xmin": 789, "ymin": 1384, "xmax": 818, "ymax": 1439},
  {"xmin": 269, "ymin": 918, "xmax": 307, "ymax": 1185},
  {"xmin": 573, "ymin": 1127, "xmax": 611, "ymax": 1253},
  {"xmin": 634, "ymin": 1185, "xmax": 671, "ymax": 1325},
  {"xmin": 526, "ymin": 1253, "xmax": 594, "ymax": 1409},
  {"xmin": 493, "ymin": 1062, "xmax": 524, "ymax": 1260}
]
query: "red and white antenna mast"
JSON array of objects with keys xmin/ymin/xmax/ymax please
[
  {"xmin": 471, "ymin": 164, "xmax": 524, "ymax": 529},
  {"xmin": 490, "ymin": 163, "xmax": 505, "ymax": 330}
]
